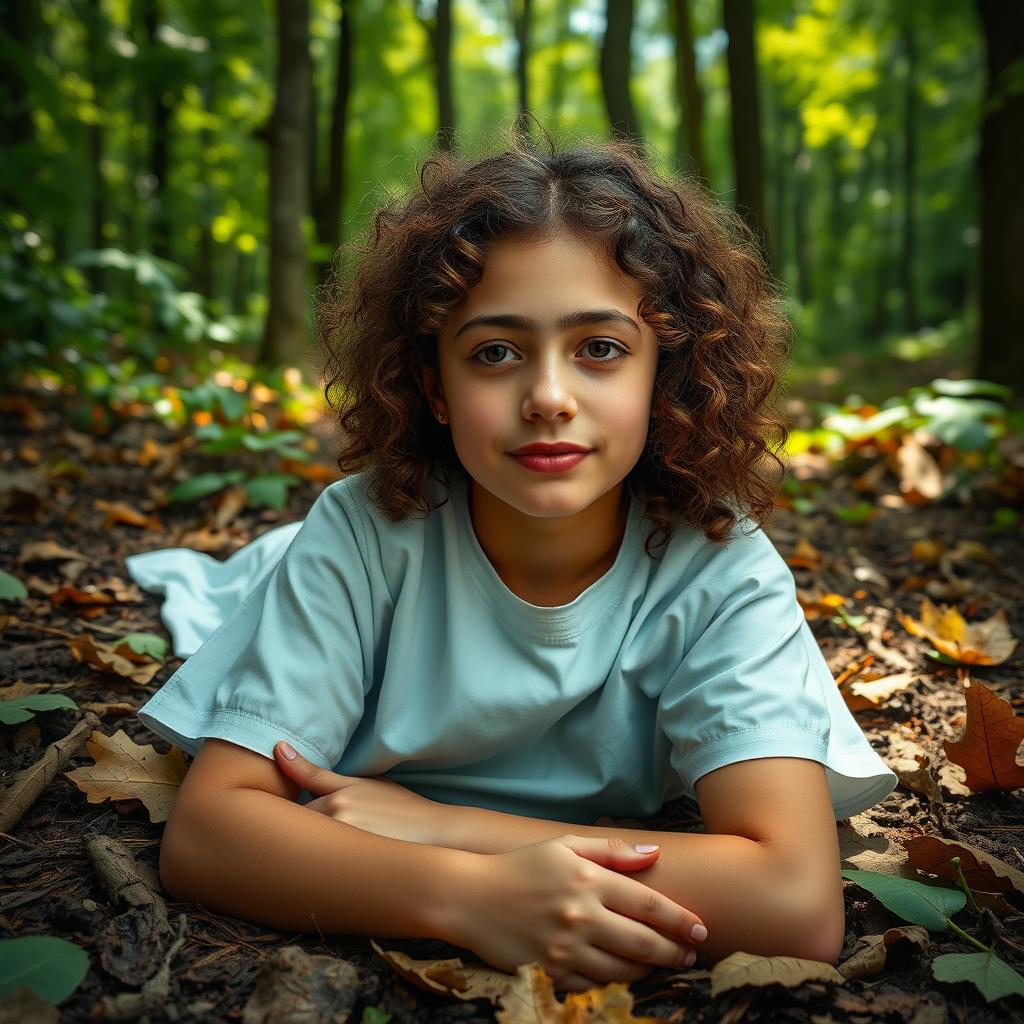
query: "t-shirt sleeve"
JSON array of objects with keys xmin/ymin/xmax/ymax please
[
  {"xmin": 656, "ymin": 538, "xmax": 836, "ymax": 798},
  {"xmin": 135, "ymin": 483, "xmax": 371, "ymax": 770}
]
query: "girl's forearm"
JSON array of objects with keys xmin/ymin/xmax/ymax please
[
  {"xmin": 433, "ymin": 802, "xmax": 844, "ymax": 965},
  {"xmin": 159, "ymin": 785, "xmax": 481, "ymax": 944}
]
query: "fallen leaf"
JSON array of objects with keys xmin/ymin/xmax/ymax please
[
  {"xmin": 497, "ymin": 962, "xmax": 662, "ymax": 1023},
  {"xmin": 67, "ymin": 633, "xmax": 162, "ymax": 685},
  {"xmin": 18, "ymin": 540, "xmax": 92, "ymax": 565},
  {"xmin": 63, "ymin": 729, "xmax": 187, "ymax": 823},
  {"xmin": 94, "ymin": 499, "xmax": 161, "ymax": 530},
  {"xmin": 708, "ymin": 950, "xmax": 846, "ymax": 997},
  {"xmin": 943, "ymin": 679, "xmax": 1024, "ymax": 793},
  {"xmin": 838, "ymin": 925, "xmax": 931, "ymax": 979},
  {"xmin": 895, "ymin": 435, "xmax": 944, "ymax": 501},
  {"xmin": 894, "ymin": 598, "xmax": 1018, "ymax": 664},
  {"xmin": 903, "ymin": 835, "xmax": 1024, "ymax": 905}
]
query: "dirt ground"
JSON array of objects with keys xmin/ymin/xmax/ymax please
[{"xmin": 1, "ymin": 394, "xmax": 1023, "ymax": 1023}]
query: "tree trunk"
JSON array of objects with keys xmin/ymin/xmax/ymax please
[
  {"xmin": 313, "ymin": 0, "xmax": 353, "ymax": 289},
  {"xmin": 512, "ymin": 0, "xmax": 533, "ymax": 142},
  {"xmin": 899, "ymin": 13, "xmax": 919, "ymax": 331},
  {"xmin": 415, "ymin": 0, "xmax": 456, "ymax": 150},
  {"xmin": 549, "ymin": 0, "xmax": 570, "ymax": 127},
  {"xmin": 191, "ymin": 78, "xmax": 216, "ymax": 300},
  {"xmin": 83, "ymin": 0, "xmax": 108, "ymax": 293},
  {"xmin": 668, "ymin": 0, "xmax": 706, "ymax": 182},
  {"xmin": 793, "ymin": 130, "xmax": 810, "ymax": 306},
  {"xmin": 722, "ymin": 0, "xmax": 767, "ymax": 265},
  {"xmin": 600, "ymin": 0, "xmax": 640, "ymax": 143},
  {"xmin": 258, "ymin": 0, "xmax": 312, "ymax": 369},
  {"xmin": 974, "ymin": 0, "xmax": 1024, "ymax": 395},
  {"xmin": 141, "ymin": 0, "xmax": 173, "ymax": 261}
]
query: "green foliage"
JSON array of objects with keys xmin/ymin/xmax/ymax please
[
  {"xmin": 118, "ymin": 633, "xmax": 168, "ymax": 661},
  {"xmin": 842, "ymin": 869, "xmax": 1024, "ymax": 1002},
  {"xmin": 0, "ymin": 571, "xmax": 28, "ymax": 601},
  {"xmin": 0, "ymin": 694, "xmax": 80, "ymax": 726},
  {"xmin": 0, "ymin": 935, "xmax": 89, "ymax": 1004}
]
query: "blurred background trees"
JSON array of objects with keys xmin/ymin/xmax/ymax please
[{"xmin": 1, "ymin": 0, "xmax": 1020, "ymax": 407}]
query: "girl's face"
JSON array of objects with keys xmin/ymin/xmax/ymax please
[{"xmin": 423, "ymin": 231, "xmax": 660, "ymax": 521}]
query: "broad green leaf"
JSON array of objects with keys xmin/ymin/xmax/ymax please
[
  {"xmin": 0, "ymin": 935, "xmax": 89, "ymax": 1002},
  {"xmin": 0, "ymin": 570, "xmax": 27, "ymax": 600},
  {"xmin": 932, "ymin": 951, "xmax": 1024, "ymax": 1002},
  {"xmin": 244, "ymin": 473, "xmax": 300, "ymax": 509},
  {"xmin": 822, "ymin": 404, "xmax": 911, "ymax": 441},
  {"xmin": 842, "ymin": 869, "xmax": 966, "ymax": 931},
  {"xmin": 930, "ymin": 378, "xmax": 1013, "ymax": 401},
  {"xmin": 0, "ymin": 694, "xmax": 79, "ymax": 725},
  {"xmin": 117, "ymin": 633, "xmax": 167, "ymax": 661},
  {"xmin": 167, "ymin": 469, "xmax": 246, "ymax": 503}
]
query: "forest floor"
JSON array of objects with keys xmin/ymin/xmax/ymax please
[{"xmin": 1, "ymin": 391, "xmax": 1023, "ymax": 1024}]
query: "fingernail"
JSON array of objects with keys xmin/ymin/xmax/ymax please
[
  {"xmin": 279, "ymin": 741, "xmax": 297, "ymax": 760},
  {"xmin": 691, "ymin": 923, "xmax": 708, "ymax": 942},
  {"xmin": 633, "ymin": 844, "xmax": 659, "ymax": 853},
  {"xmin": 684, "ymin": 950, "xmax": 697, "ymax": 967}
]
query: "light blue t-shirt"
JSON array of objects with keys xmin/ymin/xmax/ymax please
[{"xmin": 130, "ymin": 470, "xmax": 897, "ymax": 824}]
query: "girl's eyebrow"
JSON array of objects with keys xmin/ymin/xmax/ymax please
[{"xmin": 454, "ymin": 308, "xmax": 641, "ymax": 340}]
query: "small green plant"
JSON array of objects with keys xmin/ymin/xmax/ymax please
[{"xmin": 843, "ymin": 862, "xmax": 1024, "ymax": 1002}]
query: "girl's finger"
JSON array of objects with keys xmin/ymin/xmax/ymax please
[{"xmin": 273, "ymin": 740, "xmax": 352, "ymax": 795}]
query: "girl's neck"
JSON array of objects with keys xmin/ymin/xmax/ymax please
[{"xmin": 467, "ymin": 480, "xmax": 631, "ymax": 607}]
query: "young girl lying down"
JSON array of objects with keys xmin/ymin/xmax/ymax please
[{"xmin": 129, "ymin": 134, "xmax": 897, "ymax": 993}]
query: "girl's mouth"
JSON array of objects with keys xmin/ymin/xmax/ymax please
[{"xmin": 509, "ymin": 452, "xmax": 590, "ymax": 473}]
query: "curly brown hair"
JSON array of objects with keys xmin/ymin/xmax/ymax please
[{"xmin": 316, "ymin": 126, "xmax": 792, "ymax": 556}]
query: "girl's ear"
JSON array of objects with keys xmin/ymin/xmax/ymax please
[{"xmin": 420, "ymin": 365, "xmax": 446, "ymax": 414}]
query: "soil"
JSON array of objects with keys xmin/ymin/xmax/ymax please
[{"xmin": 1, "ymin": 393, "xmax": 1022, "ymax": 1023}]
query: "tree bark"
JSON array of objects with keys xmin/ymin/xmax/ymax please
[
  {"xmin": 668, "ymin": 0, "xmax": 706, "ymax": 182},
  {"xmin": 600, "ymin": 0, "xmax": 641, "ymax": 143},
  {"xmin": 723, "ymin": 0, "xmax": 767, "ymax": 264},
  {"xmin": 258, "ymin": 0, "xmax": 312, "ymax": 369},
  {"xmin": 313, "ymin": 0, "xmax": 353, "ymax": 289},
  {"xmin": 511, "ymin": 0, "xmax": 533, "ymax": 142},
  {"xmin": 973, "ymin": 0, "xmax": 1022, "ymax": 394}
]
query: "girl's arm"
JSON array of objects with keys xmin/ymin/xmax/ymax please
[{"xmin": 159, "ymin": 773, "xmax": 711, "ymax": 991}]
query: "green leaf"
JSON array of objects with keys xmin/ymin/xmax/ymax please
[
  {"xmin": 930, "ymin": 378, "xmax": 1014, "ymax": 401},
  {"xmin": 117, "ymin": 633, "xmax": 167, "ymax": 661},
  {"xmin": 167, "ymin": 470, "xmax": 246, "ymax": 503},
  {"xmin": 199, "ymin": 425, "xmax": 249, "ymax": 455},
  {"xmin": 0, "ymin": 694, "xmax": 80, "ymax": 725},
  {"xmin": 932, "ymin": 951, "xmax": 1024, "ymax": 1002},
  {"xmin": 243, "ymin": 473, "xmax": 300, "ymax": 510},
  {"xmin": 0, "ymin": 570, "xmax": 28, "ymax": 600},
  {"xmin": 833, "ymin": 501, "xmax": 874, "ymax": 524},
  {"xmin": 241, "ymin": 429, "xmax": 305, "ymax": 452},
  {"xmin": 0, "ymin": 935, "xmax": 90, "ymax": 1002},
  {"xmin": 361, "ymin": 1005, "xmax": 393, "ymax": 1024},
  {"xmin": 842, "ymin": 869, "xmax": 966, "ymax": 931}
]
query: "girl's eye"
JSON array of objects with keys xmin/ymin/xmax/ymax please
[{"xmin": 471, "ymin": 340, "xmax": 628, "ymax": 366}]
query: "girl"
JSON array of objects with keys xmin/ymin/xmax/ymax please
[{"xmin": 128, "ymin": 133, "xmax": 897, "ymax": 993}]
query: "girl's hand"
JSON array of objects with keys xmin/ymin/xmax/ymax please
[
  {"xmin": 454, "ymin": 835, "xmax": 708, "ymax": 993},
  {"xmin": 273, "ymin": 740, "xmax": 441, "ymax": 846}
]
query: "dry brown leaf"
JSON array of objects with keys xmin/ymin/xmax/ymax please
[
  {"xmin": 18, "ymin": 540, "xmax": 92, "ymax": 565},
  {"xmin": 369, "ymin": 943, "xmax": 661, "ymax": 1021},
  {"xmin": 786, "ymin": 538, "xmax": 823, "ymax": 570},
  {"xmin": 842, "ymin": 671, "xmax": 917, "ymax": 711},
  {"xmin": 894, "ymin": 598, "xmax": 1018, "ymax": 664},
  {"xmin": 497, "ymin": 963, "xmax": 662, "ymax": 1023},
  {"xmin": 50, "ymin": 585, "xmax": 116, "ymax": 615},
  {"xmin": 903, "ymin": 834, "xmax": 1024, "ymax": 904},
  {"xmin": 212, "ymin": 484, "xmax": 250, "ymax": 532},
  {"xmin": 67, "ymin": 633, "xmax": 161, "ymax": 685},
  {"xmin": 943, "ymin": 679, "xmax": 1024, "ymax": 792},
  {"xmin": 63, "ymin": 728, "xmax": 187, "ymax": 823},
  {"xmin": 838, "ymin": 815, "xmax": 917, "ymax": 880},
  {"xmin": 94, "ymin": 498, "xmax": 161, "ymax": 530},
  {"xmin": 837, "ymin": 925, "xmax": 931, "ymax": 980},
  {"xmin": 708, "ymin": 950, "xmax": 846, "ymax": 998},
  {"xmin": 895, "ymin": 435, "xmax": 944, "ymax": 501}
]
